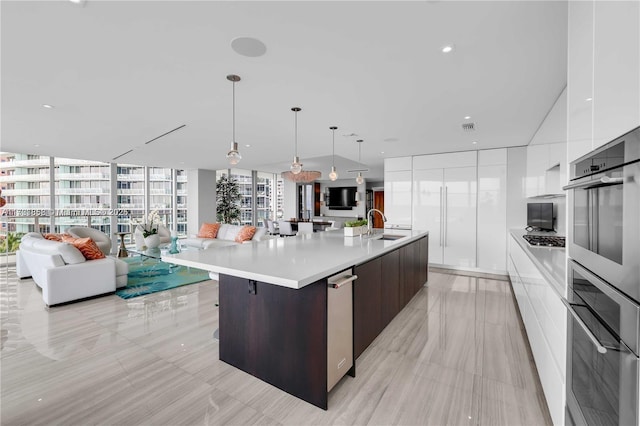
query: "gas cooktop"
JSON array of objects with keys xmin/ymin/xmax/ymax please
[{"xmin": 522, "ymin": 234, "xmax": 566, "ymax": 248}]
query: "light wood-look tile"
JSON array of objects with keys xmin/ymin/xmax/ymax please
[{"xmin": 1, "ymin": 265, "xmax": 552, "ymax": 425}]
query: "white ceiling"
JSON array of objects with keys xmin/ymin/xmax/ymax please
[{"xmin": 1, "ymin": 1, "xmax": 568, "ymax": 181}]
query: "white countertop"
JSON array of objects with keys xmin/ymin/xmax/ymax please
[
  {"xmin": 162, "ymin": 229, "xmax": 428, "ymax": 289},
  {"xmin": 510, "ymin": 229, "xmax": 566, "ymax": 296}
]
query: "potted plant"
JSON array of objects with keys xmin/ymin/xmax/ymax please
[
  {"xmin": 216, "ymin": 175, "xmax": 241, "ymax": 224},
  {"xmin": 344, "ymin": 219, "xmax": 368, "ymax": 237}
]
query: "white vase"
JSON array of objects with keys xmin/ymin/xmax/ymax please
[
  {"xmin": 344, "ymin": 226, "xmax": 365, "ymax": 237},
  {"xmin": 144, "ymin": 234, "xmax": 161, "ymax": 249}
]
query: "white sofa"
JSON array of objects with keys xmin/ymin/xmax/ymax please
[
  {"xmin": 181, "ymin": 224, "xmax": 271, "ymax": 249},
  {"xmin": 16, "ymin": 233, "xmax": 129, "ymax": 306},
  {"xmin": 66, "ymin": 226, "xmax": 113, "ymax": 255}
]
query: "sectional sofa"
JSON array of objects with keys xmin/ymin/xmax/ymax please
[{"xmin": 17, "ymin": 232, "xmax": 129, "ymax": 306}]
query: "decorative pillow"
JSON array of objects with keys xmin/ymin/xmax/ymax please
[
  {"xmin": 197, "ymin": 222, "xmax": 220, "ymax": 239},
  {"xmin": 235, "ymin": 225, "xmax": 257, "ymax": 243},
  {"xmin": 61, "ymin": 236, "xmax": 106, "ymax": 260},
  {"xmin": 43, "ymin": 233, "xmax": 71, "ymax": 242}
]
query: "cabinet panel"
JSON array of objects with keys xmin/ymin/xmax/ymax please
[
  {"xmin": 508, "ymin": 236, "xmax": 566, "ymax": 426},
  {"xmin": 413, "ymin": 151, "xmax": 476, "ymax": 170},
  {"xmin": 568, "ymin": 0, "xmax": 595, "ymax": 163},
  {"xmin": 443, "ymin": 167, "xmax": 477, "ymax": 267},
  {"xmin": 384, "ymin": 170, "xmax": 412, "ymax": 228},
  {"xmin": 593, "ymin": 0, "xmax": 640, "ymax": 149},
  {"xmin": 478, "ymin": 162, "xmax": 507, "ymax": 271},
  {"xmin": 384, "ymin": 156, "xmax": 412, "ymax": 171},
  {"xmin": 412, "ymin": 168, "xmax": 444, "ymax": 264},
  {"xmin": 381, "ymin": 249, "xmax": 400, "ymax": 326},
  {"xmin": 354, "ymin": 257, "xmax": 382, "ymax": 359}
]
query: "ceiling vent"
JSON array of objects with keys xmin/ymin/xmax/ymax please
[{"xmin": 461, "ymin": 122, "xmax": 476, "ymax": 132}]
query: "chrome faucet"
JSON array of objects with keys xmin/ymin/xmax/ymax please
[{"xmin": 366, "ymin": 209, "xmax": 387, "ymax": 235}]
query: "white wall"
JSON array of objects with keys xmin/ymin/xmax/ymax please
[
  {"xmin": 282, "ymin": 179, "xmax": 297, "ymax": 220},
  {"xmin": 319, "ymin": 178, "xmax": 366, "ymax": 219},
  {"xmin": 186, "ymin": 169, "xmax": 217, "ymax": 232}
]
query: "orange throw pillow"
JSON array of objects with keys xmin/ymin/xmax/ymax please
[
  {"xmin": 235, "ymin": 225, "xmax": 256, "ymax": 243},
  {"xmin": 61, "ymin": 236, "xmax": 106, "ymax": 260},
  {"xmin": 197, "ymin": 222, "xmax": 220, "ymax": 239},
  {"xmin": 43, "ymin": 233, "xmax": 72, "ymax": 241}
]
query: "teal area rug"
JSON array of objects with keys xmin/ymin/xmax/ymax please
[{"xmin": 116, "ymin": 257, "xmax": 211, "ymax": 299}]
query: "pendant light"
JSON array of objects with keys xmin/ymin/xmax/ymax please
[
  {"xmin": 355, "ymin": 139, "xmax": 364, "ymax": 184},
  {"xmin": 290, "ymin": 107, "xmax": 303, "ymax": 174},
  {"xmin": 329, "ymin": 126, "xmax": 338, "ymax": 181},
  {"xmin": 281, "ymin": 107, "xmax": 321, "ymax": 182},
  {"xmin": 225, "ymin": 74, "xmax": 242, "ymax": 165}
]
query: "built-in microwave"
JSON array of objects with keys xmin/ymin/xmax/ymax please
[{"xmin": 563, "ymin": 125, "xmax": 640, "ymax": 304}]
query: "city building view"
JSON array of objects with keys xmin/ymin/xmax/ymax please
[{"xmin": 1, "ymin": 152, "xmax": 284, "ymax": 251}]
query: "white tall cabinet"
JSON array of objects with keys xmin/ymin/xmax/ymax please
[
  {"xmin": 383, "ymin": 157, "xmax": 412, "ymax": 229},
  {"xmin": 412, "ymin": 151, "xmax": 477, "ymax": 267},
  {"xmin": 477, "ymin": 149, "xmax": 508, "ymax": 271}
]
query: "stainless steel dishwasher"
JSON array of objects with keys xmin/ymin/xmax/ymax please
[{"xmin": 327, "ymin": 269, "xmax": 357, "ymax": 392}]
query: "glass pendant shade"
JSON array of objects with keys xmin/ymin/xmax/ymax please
[
  {"xmin": 226, "ymin": 74, "xmax": 241, "ymax": 165},
  {"xmin": 329, "ymin": 166, "xmax": 338, "ymax": 181},
  {"xmin": 227, "ymin": 142, "xmax": 241, "ymax": 165},
  {"xmin": 356, "ymin": 172, "xmax": 364, "ymax": 185},
  {"xmin": 290, "ymin": 156, "xmax": 303, "ymax": 175},
  {"xmin": 282, "ymin": 107, "xmax": 321, "ymax": 182}
]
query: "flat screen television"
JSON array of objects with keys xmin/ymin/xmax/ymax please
[
  {"xmin": 527, "ymin": 202, "xmax": 554, "ymax": 231},
  {"xmin": 327, "ymin": 186, "xmax": 357, "ymax": 210}
]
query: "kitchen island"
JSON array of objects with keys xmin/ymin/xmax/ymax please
[{"xmin": 163, "ymin": 229, "xmax": 429, "ymax": 409}]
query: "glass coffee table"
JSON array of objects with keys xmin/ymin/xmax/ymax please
[{"xmin": 126, "ymin": 245, "xmax": 180, "ymax": 275}]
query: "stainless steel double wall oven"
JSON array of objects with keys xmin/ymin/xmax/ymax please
[{"xmin": 564, "ymin": 125, "xmax": 640, "ymax": 426}]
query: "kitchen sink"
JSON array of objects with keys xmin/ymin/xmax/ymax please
[{"xmin": 379, "ymin": 234, "xmax": 405, "ymax": 241}]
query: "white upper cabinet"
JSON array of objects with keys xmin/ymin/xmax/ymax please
[
  {"xmin": 384, "ymin": 157, "xmax": 412, "ymax": 228},
  {"xmin": 568, "ymin": 0, "xmax": 640, "ymax": 162},
  {"xmin": 567, "ymin": 0, "xmax": 594, "ymax": 163},
  {"xmin": 593, "ymin": 1, "xmax": 640, "ymax": 149},
  {"xmin": 384, "ymin": 156, "xmax": 412, "ymax": 172},
  {"xmin": 526, "ymin": 88, "xmax": 567, "ymax": 197}
]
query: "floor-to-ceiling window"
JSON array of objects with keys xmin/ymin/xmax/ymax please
[
  {"xmin": 1, "ymin": 152, "xmax": 189, "ymax": 252},
  {"xmin": 216, "ymin": 169, "xmax": 282, "ymax": 226}
]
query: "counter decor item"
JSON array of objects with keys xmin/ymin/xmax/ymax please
[
  {"xmin": 144, "ymin": 234, "xmax": 161, "ymax": 249},
  {"xmin": 169, "ymin": 236, "xmax": 180, "ymax": 254},
  {"xmin": 344, "ymin": 219, "xmax": 367, "ymax": 237}
]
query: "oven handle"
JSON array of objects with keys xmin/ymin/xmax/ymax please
[
  {"xmin": 562, "ymin": 176, "xmax": 624, "ymax": 191},
  {"xmin": 561, "ymin": 298, "xmax": 608, "ymax": 354}
]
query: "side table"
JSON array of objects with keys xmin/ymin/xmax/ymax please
[{"xmin": 115, "ymin": 232, "xmax": 130, "ymax": 258}]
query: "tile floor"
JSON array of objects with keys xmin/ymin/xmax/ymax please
[{"xmin": 0, "ymin": 265, "xmax": 552, "ymax": 425}]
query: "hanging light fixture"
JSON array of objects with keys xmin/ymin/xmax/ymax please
[
  {"xmin": 225, "ymin": 74, "xmax": 242, "ymax": 165},
  {"xmin": 355, "ymin": 139, "xmax": 365, "ymax": 184},
  {"xmin": 329, "ymin": 126, "xmax": 338, "ymax": 181},
  {"xmin": 281, "ymin": 107, "xmax": 321, "ymax": 182}
]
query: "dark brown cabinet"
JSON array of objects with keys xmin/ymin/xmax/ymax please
[
  {"xmin": 353, "ymin": 256, "xmax": 382, "ymax": 359},
  {"xmin": 353, "ymin": 235, "xmax": 428, "ymax": 359}
]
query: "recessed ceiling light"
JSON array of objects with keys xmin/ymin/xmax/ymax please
[
  {"xmin": 42, "ymin": 104, "xmax": 54, "ymax": 109},
  {"xmin": 34, "ymin": 144, "xmax": 40, "ymax": 147},
  {"xmin": 585, "ymin": 97, "xmax": 593, "ymax": 102},
  {"xmin": 231, "ymin": 37, "xmax": 267, "ymax": 57},
  {"xmin": 380, "ymin": 151, "xmax": 385, "ymax": 154},
  {"xmin": 69, "ymin": 0, "xmax": 86, "ymax": 5},
  {"xmin": 441, "ymin": 45, "xmax": 454, "ymax": 53},
  {"xmin": 472, "ymin": 141, "xmax": 477, "ymax": 145},
  {"xmin": 245, "ymin": 144, "xmax": 251, "ymax": 148},
  {"xmin": 464, "ymin": 116, "xmax": 471, "ymax": 120}
]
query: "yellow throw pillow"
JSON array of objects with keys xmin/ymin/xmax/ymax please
[
  {"xmin": 235, "ymin": 225, "xmax": 257, "ymax": 243},
  {"xmin": 197, "ymin": 222, "xmax": 221, "ymax": 239}
]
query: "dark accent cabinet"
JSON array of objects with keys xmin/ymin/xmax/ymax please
[{"xmin": 353, "ymin": 235, "xmax": 429, "ymax": 359}]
